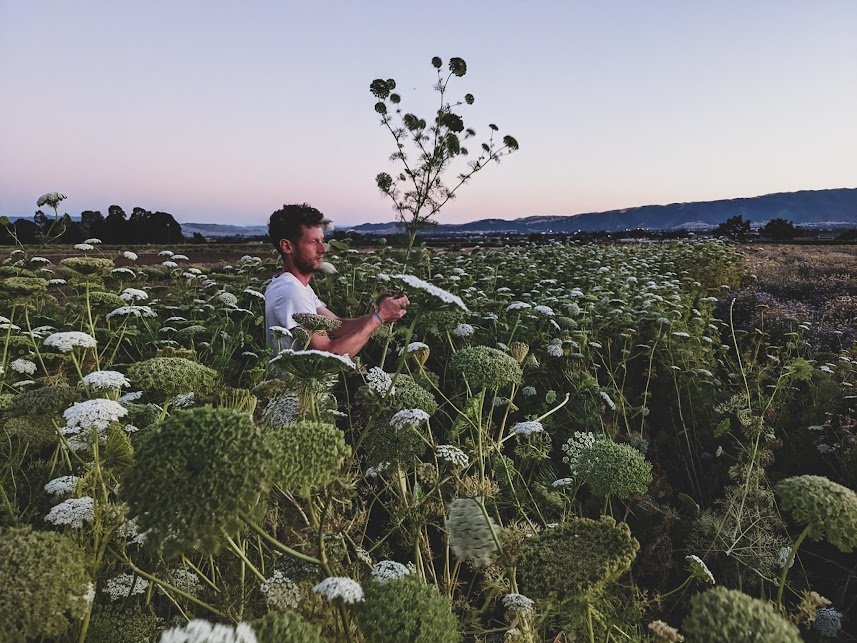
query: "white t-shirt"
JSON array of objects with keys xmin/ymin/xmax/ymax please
[{"xmin": 264, "ymin": 271, "xmax": 326, "ymax": 352}]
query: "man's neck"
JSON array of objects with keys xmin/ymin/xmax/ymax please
[{"xmin": 283, "ymin": 265, "xmax": 313, "ymax": 287}]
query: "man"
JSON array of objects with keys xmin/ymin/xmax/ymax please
[{"xmin": 264, "ymin": 203, "xmax": 409, "ymax": 356}]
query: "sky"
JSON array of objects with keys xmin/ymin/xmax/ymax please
[{"xmin": 1, "ymin": 1, "xmax": 855, "ymax": 227}]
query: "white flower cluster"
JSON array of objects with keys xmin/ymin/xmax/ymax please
[
  {"xmin": 261, "ymin": 393, "xmax": 301, "ymax": 429},
  {"xmin": 312, "ymin": 577, "xmax": 364, "ymax": 604},
  {"xmin": 270, "ymin": 348, "xmax": 356, "ymax": 370},
  {"xmin": 243, "ymin": 288, "xmax": 265, "ymax": 301},
  {"xmin": 436, "ymin": 444, "xmax": 469, "ymax": 468},
  {"xmin": 120, "ymin": 287, "xmax": 149, "ymax": 302},
  {"xmin": 777, "ymin": 546, "xmax": 794, "ymax": 569},
  {"xmin": 366, "ymin": 366, "xmax": 396, "ymax": 397},
  {"xmin": 600, "ymin": 391, "xmax": 617, "ymax": 410},
  {"xmin": 172, "ymin": 392, "xmax": 196, "ymax": 409},
  {"xmin": 103, "ymin": 573, "xmax": 151, "ymax": 601},
  {"xmin": 122, "ymin": 250, "xmax": 138, "ymax": 261},
  {"xmin": 521, "ymin": 386, "xmax": 537, "ymax": 397},
  {"xmin": 162, "ymin": 261, "xmax": 179, "ymax": 269},
  {"xmin": 502, "ymin": 593, "xmax": 535, "ymax": 614},
  {"xmin": 169, "ymin": 568, "xmax": 202, "ymax": 596},
  {"xmin": 561, "ymin": 432, "xmax": 597, "ymax": 473},
  {"xmin": 393, "ymin": 274, "xmax": 468, "ymax": 312},
  {"xmin": 10, "ymin": 358, "xmax": 37, "ymax": 375},
  {"xmin": 215, "ymin": 291, "xmax": 239, "ymax": 308},
  {"xmin": 44, "ymin": 475, "xmax": 80, "ymax": 496},
  {"xmin": 64, "ymin": 398, "xmax": 128, "ymax": 433},
  {"xmin": 260, "ymin": 570, "xmax": 300, "ymax": 610},
  {"xmin": 506, "ymin": 301, "xmax": 532, "ymax": 312},
  {"xmin": 686, "ymin": 554, "xmax": 716, "ymax": 584},
  {"xmin": 551, "ymin": 478, "xmax": 575, "ymax": 488},
  {"xmin": 159, "ymin": 619, "xmax": 257, "ymax": 643},
  {"xmin": 512, "ymin": 420, "xmax": 544, "ymax": 436},
  {"xmin": 371, "ymin": 560, "xmax": 410, "ymax": 584},
  {"xmin": 365, "ymin": 461, "xmax": 392, "ymax": 478},
  {"xmin": 452, "ymin": 323, "xmax": 475, "ymax": 338},
  {"xmin": 44, "ymin": 496, "xmax": 95, "ymax": 528},
  {"xmin": 106, "ymin": 305, "xmax": 157, "ymax": 319},
  {"xmin": 43, "ymin": 331, "xmax": 97, "ymax": 353},
  {"xmin": 82, "ymin": 370, "xmax": 131, "ymax": 391},
  {"xmin": 546, "ymin": 344, "xmax": 563, "ymax": 357},
  {"xmin": 533, "ymin": 305, "xmax": 555, "ymax": 316},
  {"xmin": 399, "ymin": 341, "xmax": 430, "ymax": 356},
  {"xmin": 390, "ymin": 408, "xmax": 430, "ymax": 430},
  {"xmin": 74, "ymin": 243, "xmax": 94, "ymax": 251}
]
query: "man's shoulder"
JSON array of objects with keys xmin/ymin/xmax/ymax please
[{"xmin": 265, "ymin": 272, "xmax": 300, "ymax": 293}]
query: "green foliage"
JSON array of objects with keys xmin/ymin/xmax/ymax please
[
  {"xmin": 388, "ymin": 373, "xmax": 438, "ymax": 415},
  {"xmin": 87, "ymin": 605, "xmax": 162, "ymax": 643},
  {"xmin": 268, "ymin": 420, "xmax": 350, "ymax": 493},
  {"xmin": 0, "ymin": 276, "xmax": 49, "ymax": 296},
  {"xmin": 356, "ymin": 577, "xmax": 461, "ymax": 643},
  {"xmin": 775, "ymin": 475, "xmax": 857, "ymax": 552},
  {"xmin": 682, "ymin": 586, "xmax": 801, "ymax": 643},
  {"xmin": 715, "ymin": 215, "xmax": 751, "ymax": 241},
  {"xmin": 252, "ymin": 611, "xmax": 324, "ymax": 643},
  {"xmin": 518, "ymin": 516, "xmax": 639, "ymax": 603},
  {"xmin": 60, "ymin": 256, "xmax": 115, "ymax": 275},
  {"xmin": 362, "ymin": 416, "xmax": 426, "ymax": 467},
  {"xmin": 0, "ymin": 525, "xmax": 91, "ymax": 642},
  {"xmin": 84, "ymin": 290, "xmax": 127, "ymax": 311},
  {"xmin": 578, "ymin": 440, "xmax": 652, "ymax": 499},
  {"xmin": 451, "ymin": 346, "xmax": 522, "ymax": 390},
  {"xmin": 127, "ymin": 356, "xmax": 218, "ymax": 400},
  {"xmin": 122, "ymin": 405, "xmax": 275, "ymax": 556}
]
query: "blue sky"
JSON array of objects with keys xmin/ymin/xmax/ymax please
[{"xmin": 1, "ymin": 1, "xmax": 855, "ymax": 226}]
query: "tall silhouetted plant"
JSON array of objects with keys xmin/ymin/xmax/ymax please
[{"xmin": 371, "ymin": 56, "xmax": 518, "ymax": 265}]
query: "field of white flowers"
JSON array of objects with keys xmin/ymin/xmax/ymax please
[{"xmin": 1, "ymin": 238, "xmax": 855, "ymax": 642}]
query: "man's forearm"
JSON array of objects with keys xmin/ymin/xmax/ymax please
[{"xmin": 326, "ymin": 314, "xmax": 382, "ymax": 356}]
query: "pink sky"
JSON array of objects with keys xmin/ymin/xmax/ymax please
[{"xmin": 1, "ymin": 1, "xmax": 855, "ymax": 226}]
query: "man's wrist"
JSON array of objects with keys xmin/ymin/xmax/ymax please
[{"xmin": 372, "ymin": 311, "xmax": 384, "ymax": 325}]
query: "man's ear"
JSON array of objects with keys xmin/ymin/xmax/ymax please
[{"xmin": 279, "ymin": 238, "xmax": 293, "ymax": 256}]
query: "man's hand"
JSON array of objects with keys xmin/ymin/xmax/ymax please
[{"xmin": 376, "ymin": 294, "xmax": 410, "ymax": 323}]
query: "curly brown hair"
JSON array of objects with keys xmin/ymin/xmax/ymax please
[{"xmin": 268, "ymin": 203, "xmax": 325, "ymax": 258}]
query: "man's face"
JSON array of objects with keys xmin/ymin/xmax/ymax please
[{"xmin": 287, "ymin": 224, "xmax": 326, "ymax": 274}]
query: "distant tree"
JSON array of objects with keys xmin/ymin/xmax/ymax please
[
  {"xmin": 191, "ymin": 232, "xmax": 207, "ymax": 244},
  {"xmin": 837, "ymin": 228, "xmax": 857, "ymax": 241},
  {"xmin": 716, "ymin": 215, "xmax": 752, "ymax": 240},
  {"xmin": 760, "ymin": 218, "xmax": 801, "ymax": 240},
  {"xmin": 81, "ymin": 210, "xmax": 104, "ymax": 239},
  {"xmin": 371, "ymin": 56, "xmax": 518, "ymax": 264}
]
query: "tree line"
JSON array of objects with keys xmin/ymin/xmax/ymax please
[{"xmin": 0, "ymin": 206, "xmax": 188, "ymax": 245}]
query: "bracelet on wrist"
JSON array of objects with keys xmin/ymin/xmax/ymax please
[{"xmin": 372, "ymin": 311, "xmax": 383, "ymax": 325}]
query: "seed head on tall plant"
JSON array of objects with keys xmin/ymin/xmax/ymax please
[{"xmin": 371, "ymin": 56, "xmax": 518, "ymax": 264}]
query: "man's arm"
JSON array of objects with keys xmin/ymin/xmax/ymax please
[{"xmin": 308, "ymin": 296, "xmax": 409, "ymax": 356}]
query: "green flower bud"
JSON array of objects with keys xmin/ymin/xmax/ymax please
[
  {"xmin": 682, "ymin": 586, "xmax": 801, "ymax": 643},
  {"xmin": 356, "ymin": 576, "xmax": 461, "ymax": 643},
  {"xmin": 87, "ymin": 605, "xmax": 162, "ymax": 643},
  {"xmin": 519, "ymin": 516, "xmax": 638, "ymax": 603},
  {"xmin": 775, "ymin": 475, "xmax": 857, "ymax": 552},
  {"xmin": 577, "ymin": 440, "xmax": 652, "ymax": 500},
  {"xmin": 446, "ymin": 497, "xmax": 500, "ymax": 568},
  {"xmin": 269, "ymin": 420, "xmax": 350, "ymax": 493},
  {"xmin": 0, "ymin": 526, "xmax": 91, "ymax": 641},
  {"xmin": 252, "ymin": 611, "xmax": 324, "ymax": 643},
  {"xmin": 60, "ymin": 256, "xmax": 115, "ymax": 275},
  {"xmin": 123, "ymin": 406, "xmax": 275, "ymax": 556},
  {"xmin": 127, "ymin": 356, "xmax": 218, "ymax": 401},
  {"xmin": 451, "ymin": 346, "xmax": 522, "ymax": 390}
]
